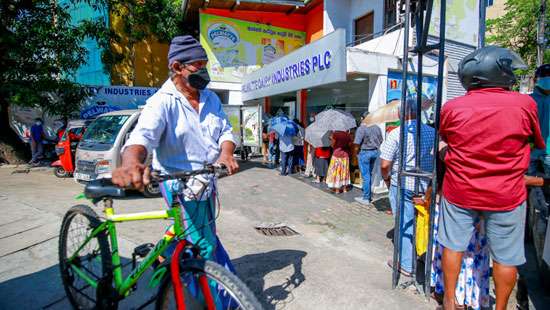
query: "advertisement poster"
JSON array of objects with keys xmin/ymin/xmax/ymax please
[
  {"xmin": 242, "ymin": 105, "xmax": 262, "ymax": 147},
  {"xmin": 223, "ymin": 105, "xmax": 242, "ymax": 147},
  {"xmin": 429, "ymin": 0, "xmax": 479, "ymax": 47},
  {"xmin": 386, "ymin": 71, "xmax": 438, "ymax": 130},
  {"xmin": 200, "ymin": 12, "xmax": 305, "ymax": 83}
]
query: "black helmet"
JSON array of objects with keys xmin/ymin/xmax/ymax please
[
  {"xmin": 535, "ymin": 64, "xmax": 550, "ymax": 78},
  {"xmin": 458, "ymin": 46, "xmax": 527, "ymax": 90}
]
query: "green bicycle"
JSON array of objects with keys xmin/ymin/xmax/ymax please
[{"xmin": 58, "ymin": 164, "xmax": 262, "ymax": 309}]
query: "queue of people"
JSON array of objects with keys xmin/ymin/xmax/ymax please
[
  {"xmin": 264, "ymin": 47, "xmax": 549, "ymax": 310},
  {"xmin": 58, "ymin": 33, "xmax": 549, "ymax": 309},
  {"xmin": 381, "ymin": 49, "xmax": 549, "ymax": 310}
]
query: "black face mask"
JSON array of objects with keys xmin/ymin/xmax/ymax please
[{"xmin": 187, "ymin": 68, "xmax": 210, "ymax": 90}]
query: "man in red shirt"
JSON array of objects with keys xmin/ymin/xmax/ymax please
[{"xmin": 438, "ymin": 46, "xmax": 545, "ymax": 310}]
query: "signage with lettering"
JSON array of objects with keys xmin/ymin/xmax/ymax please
[
  {"xmin": 81, "ymin": 85, "xmax": 159, "ymax": 119},
  {"xmin": 241, "ymin": 29, "xmax": 346, "ymax": 101},
  {"xmin": 200, "ymin": 12, "xmax": 305, "ymax": 83}
]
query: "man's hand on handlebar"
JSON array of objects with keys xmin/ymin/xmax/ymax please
[
  {"xmin": 112, "ymin": 163, "xmax": 151, "ymax": 191},
  {"xmin": 217, "ymin": 152, "xmax": 239, "ymax": 175}
]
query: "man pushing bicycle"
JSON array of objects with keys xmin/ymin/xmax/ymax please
[{"xmin": 112, "ymin": 35, "xmax": 239, "ymax": 266}]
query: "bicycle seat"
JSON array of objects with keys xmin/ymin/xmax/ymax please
[{"xmin": 84, "ymin": 178, "xmax": 125, "ymax": 200}]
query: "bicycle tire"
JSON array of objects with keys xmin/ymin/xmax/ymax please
[
  {"xmin": 156, "ymin": 259, "xmax": 262, "ymax": 310},
  {"xmin": 59, "ymin": 204, "xmax": 116, "ymax": 309}
]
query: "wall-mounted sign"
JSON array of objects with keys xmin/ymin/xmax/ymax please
[
  {"xmin": 241, "ymin": 29, "xmax": 347, "ymax": 102},
  {"xmin": 81, "ymin": 85, "xmax": 159, "ymax": 119},
  {"xmin": 8, "ymin": 85, "xmax": 159, "ymax": 142},
  {"xmin": 200, "ymin": 12, "xmax": 305, "ymax": 83}
]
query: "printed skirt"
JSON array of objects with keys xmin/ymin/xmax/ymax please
[{"xmin": 326, "ymin": 156, "xmax": 351, "ymax": 189}]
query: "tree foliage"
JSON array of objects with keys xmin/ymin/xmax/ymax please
[
  {"xmin": 0, "ymin": 0, "xmax": 104, "ymax": 117},
  {"xmin": 1, "ymin": 0, "xmax": 189, "ymax": 117},
  {"xmin": 92, "ymin": 0, "xmax": 188, "ymax": 79},
  {"xmin": 486, "ymin": 0, "xmax": 550, "ymax": 72}
]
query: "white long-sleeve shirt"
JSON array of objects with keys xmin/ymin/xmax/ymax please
[{"xmin": 125, "ymin": 79, "xmax": 235, "ymax": 173}]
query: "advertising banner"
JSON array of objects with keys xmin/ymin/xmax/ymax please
[
  {"xmin": 429, "ymin": 0, "xmax": 480, "ymax": 47},
  {"xmin": 200, "ymin": 12, "xmax": 305, "ymax": 83},
  {"xmin": 386, "ymin": 71, "xmax": 438, "ymax": 130},
  {"xmin": 241, "ymin": 29, "xmax": 347, "ymax": 101}
]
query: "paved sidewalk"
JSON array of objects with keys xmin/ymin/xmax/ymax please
[{"xmin": 0, "ymin": 162, "xmax": 433, "ymax": 309}]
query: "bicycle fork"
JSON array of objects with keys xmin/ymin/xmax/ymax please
[{"xmin": 170, "ymin": 240, "xmax": 216, "ymax": 310}]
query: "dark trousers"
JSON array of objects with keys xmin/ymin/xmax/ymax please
[{"xmin": 280, "ymin": 151, "xmax": 294, "ymax": 175}]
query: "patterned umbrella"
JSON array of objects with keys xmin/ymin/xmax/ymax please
[
  {"xmin": 304, "ymin": 122, "xmax": 331, "ymax": 147},
  {"xmin": 314, "ymin": 109, "xmax": 357, "ymax": 131}
]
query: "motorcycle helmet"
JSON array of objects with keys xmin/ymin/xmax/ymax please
[
  {"xmin": 458, "ymin": 46, "xmax": 527, "ymax": 90},
  {"xmin": 535, "ymin": 64, "xmax": 550, "ymax": 78}
]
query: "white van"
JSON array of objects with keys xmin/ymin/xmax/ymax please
[{"xmin": 74, "ymin": 109, "xmax": 160, "ymax": 197}]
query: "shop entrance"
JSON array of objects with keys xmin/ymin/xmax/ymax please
[
  {"xmin": 305, "ymin": 75, "xmax": 370, "ymax": 125},
  {"xmin": 268, "ymin": 92, "xmax": 297, "ymax": 120}
]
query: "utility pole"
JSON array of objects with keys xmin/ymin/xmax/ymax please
[
  {"xmin": 478, "ymin": 0, "xmax": 486, "ymax": 48},
  {"xmin": 537, "ymin": 0, "xmax": 546, "ymax": 66}
]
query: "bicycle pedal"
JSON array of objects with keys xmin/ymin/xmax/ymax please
[{"xmin": 133, "ymin": 243, "xmax": 154, "ymax": 258}]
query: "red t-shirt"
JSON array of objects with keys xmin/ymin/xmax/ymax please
[
  {"xmin": 440, "ymin": 88, "xmax": 545, "ymax": 211},
  {"xmin": 315, "ymin": 147, "xmax": 331, "ymax": 159}
]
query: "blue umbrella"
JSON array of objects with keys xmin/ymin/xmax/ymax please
[
  {"xmin": 270, "ymin": 115, "xmax": 289, "ymax": 125},
  {"xmin": 269, "ymin": 117, "xmax": 297, "ymax": 136}
]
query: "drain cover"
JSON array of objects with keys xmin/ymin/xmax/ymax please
[{"xmin": 254, "ymin": 222, "xmax": 299, "ymax": 236}]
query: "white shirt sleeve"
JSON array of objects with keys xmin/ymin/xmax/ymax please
[{"xmin": 123, "ymin": 97, "xmax": 167, "ymax": 155}]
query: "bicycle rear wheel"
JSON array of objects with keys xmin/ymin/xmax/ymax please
[
  {"xmin": 156, "ymin": 259, "xmax": 262, "ymax": 310},
  {"xmin": 58, "ymin": 204, "xmax": 115, "ymax": 309}
]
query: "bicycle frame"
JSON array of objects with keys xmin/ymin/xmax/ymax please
[{"xmin": 67, "ymin": 198, "xmax": 184, "ymax": 297}]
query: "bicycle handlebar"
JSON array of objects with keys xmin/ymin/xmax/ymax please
[{"xmin": 150, "ymin": 164, "xmax": 228, "ymax": 182}]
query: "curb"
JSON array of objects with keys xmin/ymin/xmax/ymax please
[{"xmin": 0, "ymin": 164, "xmax": 54, "ymax": 172}]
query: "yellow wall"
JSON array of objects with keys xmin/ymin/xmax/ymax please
[
  {"xmin": 109, "ymin": 10, "xmax": 169, "ymax": 87},
  {"xmin": 486, "ymin": 0, "xmax": 507, "ymax": 20}
]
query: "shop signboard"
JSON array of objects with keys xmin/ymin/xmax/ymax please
[
  {"xmin": 81, "ymin": 85, "xmax": 158, "ymax": 119},
  {"xmin": 241, "ymin": 29, "xmax": 347, "ymax": 102},
  {"xmin": 8, "ymin": 85, "xmax": 159, "ymax": 142},
  {"xmin": 200, "ymin": 12, "xmax": 305, "ymax": 83},
  {"xmin": 429, "ymin": 0, "xmax": 479, "ymax": 47},
  {"xmin": 386, "ymin": 70, "xmax": 438, "ymax": 130}
]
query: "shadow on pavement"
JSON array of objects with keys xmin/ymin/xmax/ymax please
[
  {"xmin": 0, "ymin": 257, "xmax": 156, "ymax": 309},
  {"xmin": 232, "ymin": 249, "xmax": 307, "ymax": 310},
  {"xmin": 0, "ymin": 264, "xmax": 65, "ymax": 309}
]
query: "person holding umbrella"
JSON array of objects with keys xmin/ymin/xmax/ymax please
[
  {"xmin": 326, "ymin": 130, "xmax": 352, "ymax": 193},
  {"xmin": 305, "ymin": 108, "xmax": 357, "ymax": 185},
  {"xmin": 279, "ymin": 131, "xmax": 295, "ymax": 176},
  {"xmin": 269, "ymin": 115, "xmax": 298, "ymax": 175}
]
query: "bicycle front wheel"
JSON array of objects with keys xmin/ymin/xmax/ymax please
[
  {"xmin": 58, "ymin": 204, "xmax": 115, "ymax": 309},
  {"xmin": 156, "ymin": 259, "xmax": 262, "ymax": 310}
]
